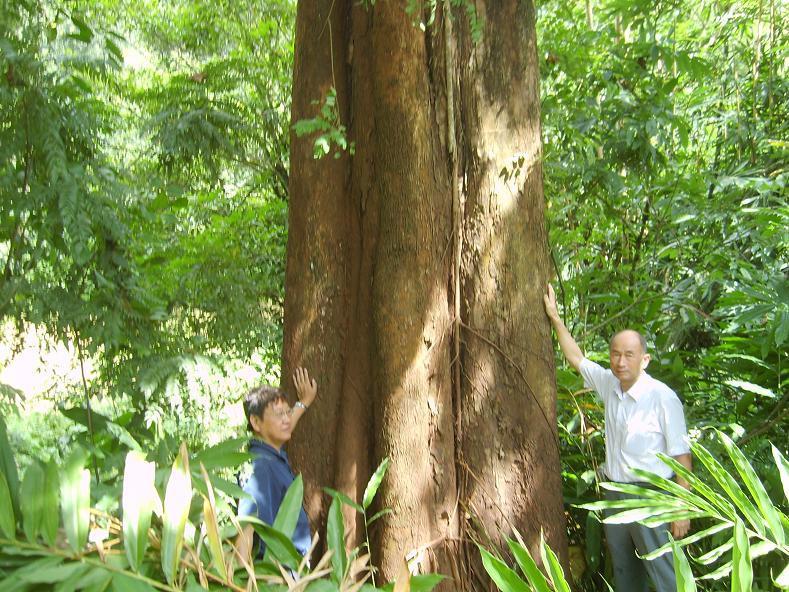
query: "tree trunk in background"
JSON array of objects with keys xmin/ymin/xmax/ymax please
[{"xmin": 282, "ymin": 1, "xmax": 566, "ymax": 588}]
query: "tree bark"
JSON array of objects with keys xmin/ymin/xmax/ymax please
[{"xmin": 283, "ymin": 1, "xmax": 566, "ymax": 588}]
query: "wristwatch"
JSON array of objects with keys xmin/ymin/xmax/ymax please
[{"xmin": 294, "ymin": 401, "xmax": 308, "ymax": 410}]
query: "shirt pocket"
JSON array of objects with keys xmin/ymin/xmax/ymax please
[{"xmin": 623, "ymin": 412, "xmax": 663, "ymax": 457}]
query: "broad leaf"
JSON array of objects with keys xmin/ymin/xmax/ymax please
[
  {"xmin": 362, "ymin": 457, "xmax": 390, "ymax": 510},
  {"xmin": 731, "ymin": 519, "xmax": 752, "ymax": 592},
  {"xmin": 326, "ymin": 495, "xmax": 346, "ymax": 583},
  {"xmin": 161, "ymin": 443, "xmax": 192, "ymax": 585},
  {"xmin": 20, "ymin": 461, "xmax": 45, "ymax": 542},
  {"xmin": 506, "ymin": 538, "xmax": 551, "ymax": 592},
  {"xmin": 478, "ymin": 546, "xmax": 530, "ymax": 592},
  {"xmin": 123, "ymin": 451, "xmax": 158, "ymax": 571},
  {"xmin": 61, "ymin": 447, "xmax": 90, "ymax": 553}
]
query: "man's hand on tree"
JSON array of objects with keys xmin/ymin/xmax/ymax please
[
  {"xmin": 671, "ymin": 518, "xmax": 690, "ymax": 539},
  {"xmin": 543, "ymin": 283, "xmax": 560, "ymax": 321}
]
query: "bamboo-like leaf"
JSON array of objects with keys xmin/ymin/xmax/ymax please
[
  {"xmin": 112, "ymin": 572, "xmax": 158, "ymax": 592},
  {"xmin": 602, "ymin": 507, "xmax": 702, "ymax": 525},
  {"xmin": 262, "ymin": 474, "xmax": 305, "ymax": 566},
  {"xmin": 366, "ymin": 508, "xmax": 393, "ymax": 526},
  {"xmin": 161, "ymin": 443, "xmax": 192, "ymax": 585},
  {"xmin": 123, "ymin": 451, "xmax": 158, "ymax": 572},
  {"xmin": 776, "ymin": 561, "xmax": 789, "ymax": 588},
  {"xmin": 241, "ymin": 516, "xmax": 302, "ymax": 569},
  {"xmin": 691, "ymin": 440, "xmax": 765, "ymax": 534},
  {"xmin": 41, "ymin": 460, "xmax": 60, "ymax": 546},
  {"xmin": 642, "ymin": 522, "xmax": 732, "ymax": 560},
  {"xmin": 773, "ymin": 445, "xmax": 789, "ymax": 504},
  {"xmin": 731, "ymin": 519, "xmax": 752, "ymax": 592},
  {"xmin": 323, "ymin": 487, "xmax": 364, "ymax": 513},
  {"xmin": 362, "ymin": 457, "xmax": 390, "ymax": 510},
  {"xmin": 0, "ymin": 416, "xmax": 20, "ymax": 523},
  {"xmin": 670, "ymin": 537, "xmax": 697, "ymax": 592},
  {"xmin": 638, "ymin": 509, "xmax": 709, "ymax": 528},
  {"xmin": 506, "ymin": 538, "xmax": 551, "ymax": 592},
  {"xmin": 650, "ymin": 455, "xmax": 739, "ymax": 521},
  {"xmin": 327, "ymin": 494, "xmax": 347, "ymax": 583},
  {"xmin": 61, "ymin": 446, "xmax": 90, "ymax": 553},
  {"xmin": 478, "ymin": 545, "xmax": 530, "ymax": 592},
  {"xmin": 21, "ymin": 461, "xmax": 45, "ymax": 542},
  {"xmin": 539, "ymin": 532, "xmax": 571, "ymax": 592},
  {"xmin": 695, "ymin": 539, "xmax": 733, "ymax": 565},
  {"xmin": 273, "ymin": 474, "xmax": 304, "ymax": 536},
  {"xmin": 0, "ymin": 469, "xmax": 16, "ymax": 538},
  {"xmin": 719, "ymin": 432, "xmax": 786, "ymax": 545},
  {"xmin": 198, "ymin": 463, "xmax": 226, "ymax": 579}
]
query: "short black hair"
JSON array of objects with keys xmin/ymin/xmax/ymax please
[{"xmin": 243, "ymin": 385, "xmax": 286, "ymax": 432}]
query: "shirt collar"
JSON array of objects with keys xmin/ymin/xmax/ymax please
[
  {"xmin": 617, "ymin": 372, "xmax": 650, "ymax": 401},
  {"xmin": 249, "ymin": 438, "xmax": 287, "ymax": 458}
]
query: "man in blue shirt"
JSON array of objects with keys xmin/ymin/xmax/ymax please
[{"xmin": 237, "ymin": 367, "xmax": 317, "ymax": 561}]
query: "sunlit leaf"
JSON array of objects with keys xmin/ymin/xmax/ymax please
[
  {"xmin": 123, "ymin": 451, "xmax": 158, "ymax": 571},
  {"xmin": 41, "ymin": 460, "xmax": 60, "ymax": 546},
  {"xmin": 21, "ymin": 461, "xmax": 45, "ymax": 542},
  {"xmin": 198, "ymin": 463, "xmax": 226, "ymax": 579},
  {"xmin": 670, "ymin": 537, "xmax": 697, "ymax": 592},
  {"xmin": 326, "ymin": 495, "xmax": 346, "ymax": 583},
  {"xmin": 506, "ymin": 538, "xmax": 551, "ymax": 592},
  {"xmin": 363, "ymin": 457, "xmax": 390, "ymax": 510},
  {"xmin": 161, "ymin": 443, "xmax": 192, "ymax": 585},
  {"xmin": 731, "ymin": 519, "xmax": 752, "ymax": 592},
  {"xmin": 61, "ymin": 447, "xmax": 90, "ymax": 553},
  {"xmin": 478, "ymin": 545, "xmax": 530, "ymax": 592}
]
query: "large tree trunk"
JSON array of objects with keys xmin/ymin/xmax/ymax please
[{"xmin": 282, "ymin": 1, "xmax": 566, "ymax": 588}]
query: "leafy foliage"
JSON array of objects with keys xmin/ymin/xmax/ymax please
[{"xmin": 0, "ymin": 413, "xmax": 439, "ymax": 591}]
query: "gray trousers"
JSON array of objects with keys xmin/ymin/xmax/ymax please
[{"xmin": 603, "ymin": 489, "xmax": 677, "ymax": 592}]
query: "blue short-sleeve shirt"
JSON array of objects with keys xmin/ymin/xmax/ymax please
[{"xmin": 238, "ymin": 439, "xmax": 312, "ymax": 557}]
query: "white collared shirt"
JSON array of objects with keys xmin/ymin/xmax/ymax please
[{"xmin": 580, "ymin": 358, "xmax": 690, "ymax": 483}]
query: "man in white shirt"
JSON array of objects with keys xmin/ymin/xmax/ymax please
[{"xmin": 543, "ymin": 284, "xmax": 692, "ymax": 592}]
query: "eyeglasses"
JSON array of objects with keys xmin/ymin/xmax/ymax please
[{"xmin": 269, "ymin": 408, "xmax": 292, "ymax": 420}]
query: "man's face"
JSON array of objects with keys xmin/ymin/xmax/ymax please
[
  {"xmin": 251, "ymin": 399, "xmax": 293, "ymax": 449},
  {"xmin": 609, "ymin": 331, "xmax": 649, "ymax": 391}
]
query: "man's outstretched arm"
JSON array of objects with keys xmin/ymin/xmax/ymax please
[{"xmin": 543, "ymin": 283, "xmax": 584, "ymax": 371}]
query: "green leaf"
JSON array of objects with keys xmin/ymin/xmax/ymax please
[
  {"xmin": 262, "ymin": 474, "xmax": 304, "ymax": 565},
  {"xmin": 0, "ymin": 416, "xmax": 20, "ymax": 522},
  {"xmin": 377, "ymin": 574, "xmax": 446, "ymax": 592},
  {"xmin": 326, "ymin": 495, "xmax": 346, "ymax": 583},
  {"xmin": 123, "ymin": 451, "xmax": 158, "ymax": 571},
  {"xmin": 506, "ymin": 538, "xmax": 551, "ymax": 592},
  {"xmin": 61, "ymin": 447, "xmax": 91, "ymax": 553},
  {"xmin": 776, "ymin": 561, "xmax": 789, "ymax": 588},
  {"xmin": 69, "ymin": 14, "xmax": 94, "ymax": 43},
  {"xmin": 112, "ymin": 572, "xmax": 157, "ymax": 592},
  {"xmin": 42, "ymin": 460, "xmax": 60, "ymax": 546},
  {"xmin": 731, "ymin": 519, "xmax": 752, "ymax": 592},
  {"xmin": 725, "ymin": 380, "xmax": 776, "ymax": 398},
  {"xmin": 0, "ymin": 469, "xmax": 16, "ymax": 538},
  {"xmin": 241, "ymin": 516, "xmax": 302, "ymax": 569},
  {"xmin": 718, "ymin": 431, "xmax": 785, "ymax": 545},
  {"xmin": 191, "ymin": 438, "xmax": 251, "ymax": 470},
  {"xmin": 272, "ymin": 474, "xmax": 303, "ymax": 536},
  {"xmin": 366, "ymin": 507, "xmax": 393, "ymax": 526},
  {"xmin": 19, "ymin": 561, "xmax": 84, "ymax": 583},
  {"xmin": 691, "ymin": 440, "xmax": 765, "ymax": 535},
  {"xmin": 21, "ymin": 461, "xmax": 45, "ymax": 542},
  {"xmin": 539, "ymin": 533, "xmax": 571, "ymax": 592},
  {"xmin": 773, "ymin": 445, "xmax": 789, "ymax": 504},
  {"xmin": 323, "ymin": 487, "xmax": 363, "ymax": 513},
  {"xmin": 198, "ymin": 464, "xmax": 226, "ymax": 579},
  {"xmin": 670, "ymin": 537, "xmax": 697, "ymax": 592},
  {"xmin": 479, "ymin": 545, "xmax": 530, "ymax": 592},
  {"xmin": 161, "ymin": 443, "xmax": 192, "ymax": 585},
  {"xmin": 362, "ymin": 457, "xmax": 390, "ymax": 510}
]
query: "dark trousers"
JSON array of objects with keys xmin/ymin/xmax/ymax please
[{"xmin": 603, "ymin": 489, "xmax": 677, "ymax": 592}]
